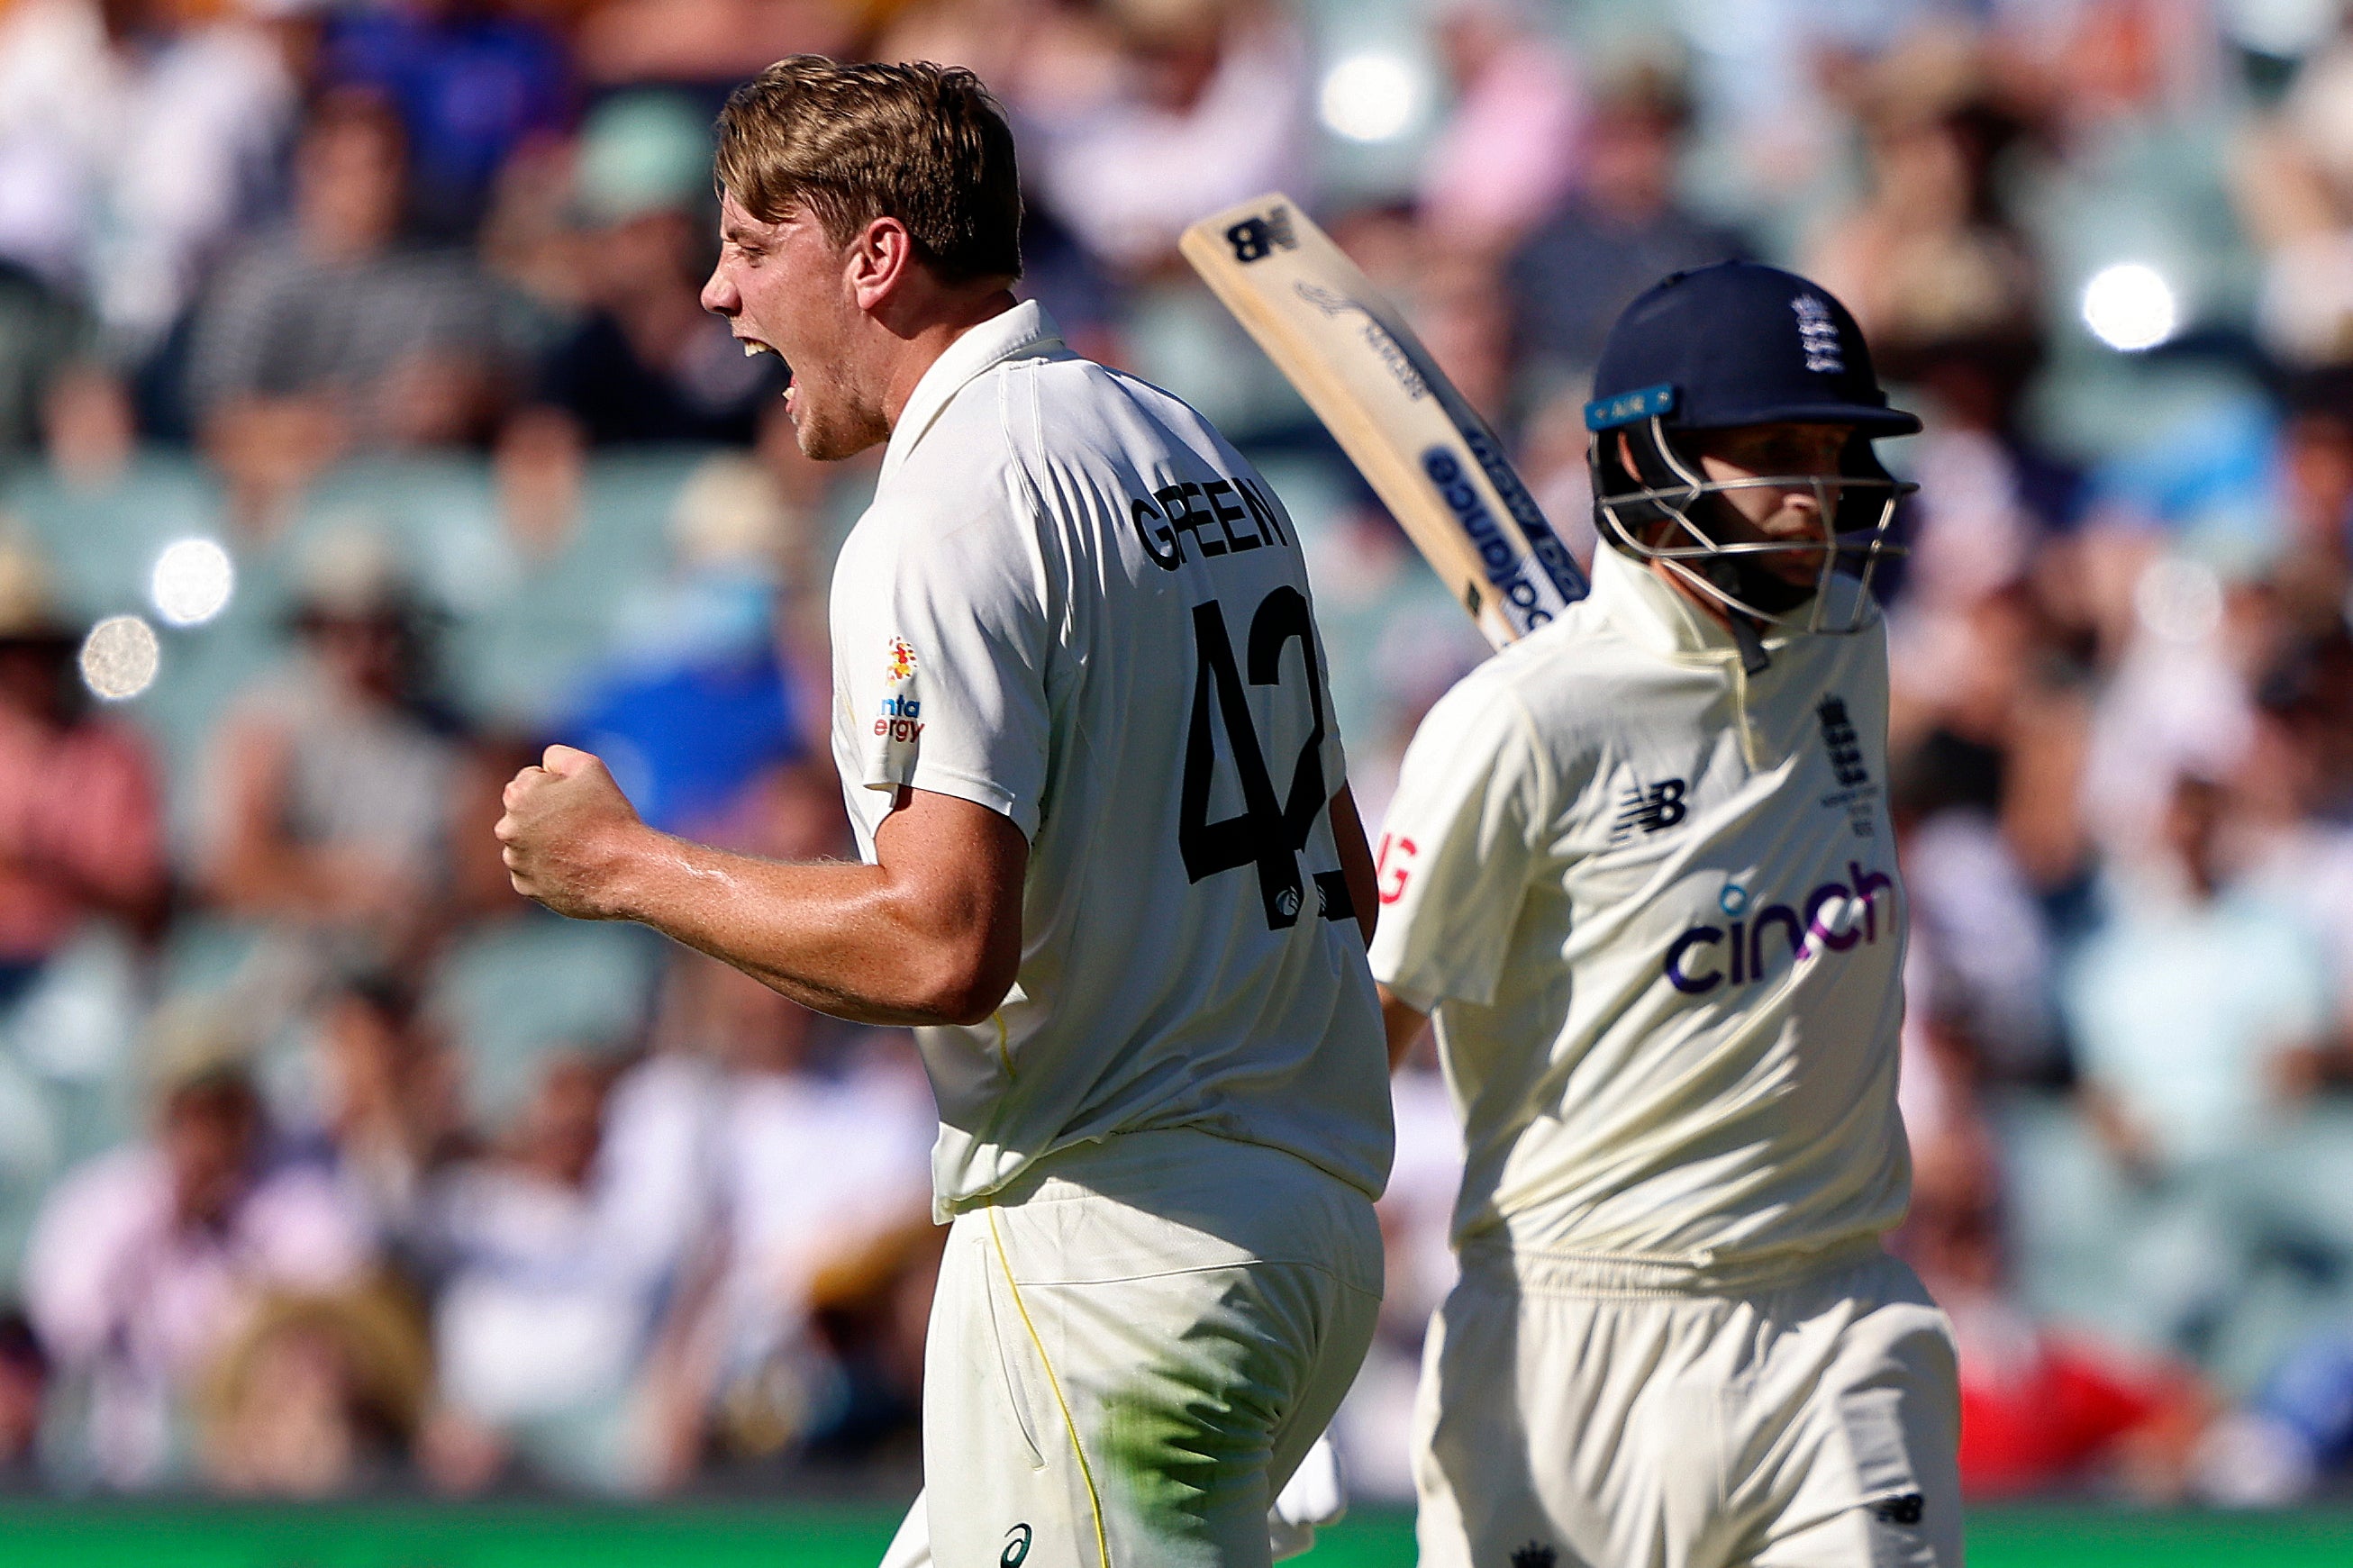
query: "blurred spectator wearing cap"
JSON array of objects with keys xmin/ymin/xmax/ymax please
[
  {"xmin": 0, "ymin": 539, "xmax": 167, "ymax": 1006},
  {"xmin": 1807, "ymin": 32, "xmax": 2040, "ymax": 375},
  {"xmin": 195, "ymin": 1281, "xmax": 432, "ymax": 1495},
  {"xmin": 320, "ymin": 0, "xmax": 574, "ymax": 240},
  {"xmin": 534, "ymin": 93, "xmax": 785, "ymax": 448},
  {"xmin": 21, "ymin": 1030, "xmax": 372, "ymax": 1488},
  {"xmin": 1504, "ymin": 57, "xmax": 1748, "ymax": 410},
  {"xmin": 185, "ymin": 90, "xmax": 522, "ymax": 535},
  {"xmin": 562, "ymin": 454, "xmax": 808, "ymax": 841},
  {"xmin": 285, "ymin": 973, "xmax": 469, "ymax": 1248},
  {"xmin": 199, "ymin": 528, "xmax": 460, "ymax": 964}
]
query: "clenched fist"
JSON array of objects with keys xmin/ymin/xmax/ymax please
[{"xmin": 494, "ymin": 745, "xmax": 644, "ymax": 920}]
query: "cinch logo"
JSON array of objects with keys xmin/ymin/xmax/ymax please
[
  {"xmin": 873, "ymin": 693, "xmax": 922, "ymax": 743},
  {"xmin": 1663, "ymin": 864, "xmax": 1895, "ymax": 994},
  {"xmin": 1420, "ymin": 448, "xmax": 1550, "ymax": 626}
]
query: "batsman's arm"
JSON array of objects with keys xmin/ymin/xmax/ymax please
[
  {"xmin": 1377, "ymin": 985, "xmax": 1430, "ymax": 1073},
  {"xmin": 498, "ymin": 747, "xmax": 1025, "ymax": 1027}
]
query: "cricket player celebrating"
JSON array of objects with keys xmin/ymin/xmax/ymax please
[
  {"xmin": 1371, "ymin": 262, "xmax": 1961, "ymax": 1568},
  {"xmin": 494, "ymin": 59, "xmax": 1391, "ymax": 1568}
]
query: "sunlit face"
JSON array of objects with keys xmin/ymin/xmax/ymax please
[
  {"xmin": 700, "ymin": 192, "xmax": 884, "ymax": 460},
  {"xmin": 1687, "ymin": 421, "xmax": 1852, "ymax": 585}
]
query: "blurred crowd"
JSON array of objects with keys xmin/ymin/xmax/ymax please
[{"xmin": 8, "ymin": 0, "xmax": 2353, "ymax": 1511}]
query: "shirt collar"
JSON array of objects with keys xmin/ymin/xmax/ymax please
[
  {"xmin": 879, "ymin": 298, "xmax": 1065, "ymax": 485},
  {"xmin": 1589, "ymin": 540, "xmax": 1746, "ymax": 661},
  {"xmin": 1587, "ymin": 541, "xmax": 1875, "ymax": 662}
]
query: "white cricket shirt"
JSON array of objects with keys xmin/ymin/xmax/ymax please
[
  {"xmin": 829, "ymin": 301, "xmax": 1392, "ymax": 1218},
  {"xmin": 1367, "ymin": 544, "xmax": 1910, "ymax": 1272}
]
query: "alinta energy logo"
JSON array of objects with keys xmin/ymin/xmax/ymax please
[
  {"xmin": 876, "ymin": 636, "xmax": 922, "ymax": 745},
  {"xmin": 1663, "ymin": 865, "xmax": 1896, "ymax": 994}
]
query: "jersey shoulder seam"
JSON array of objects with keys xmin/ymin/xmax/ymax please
[
  {"xmin": 1499, "ymin": 685, "xmax": 1558, "ymax": 849},
  {"xmin": 996, "ymin": 359, "xmax": 1076, "ymax": 645},
  {"xmin": 1440, "ymin": 665, "xmax": 1561, "ymax": 848}
]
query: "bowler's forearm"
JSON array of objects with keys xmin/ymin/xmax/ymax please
[{"xmin": 603, "ymin": 829, "xmax": 1004, "ymax": 1026}]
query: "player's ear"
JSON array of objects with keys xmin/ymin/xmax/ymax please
[{"xmin": 849, "ymin": 216, "xmax": 916, "ymax": 312}]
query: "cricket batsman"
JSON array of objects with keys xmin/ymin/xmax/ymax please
[
  {"xmin": 1371, "ymin": 262, "xmax": 1962, "ymax": 1568},
  {"xmin": 493, "ymin": 59, "xmax": 1392, "ymax": 1568}
]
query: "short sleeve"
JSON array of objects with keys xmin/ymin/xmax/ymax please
[
  {"xmin": 835, "ymin": 485, "xmax": 1056, "ymax": 842},
  {"xmin": 1367, "ymin": 673, "xmax": 1550, "ymax": 1011}
]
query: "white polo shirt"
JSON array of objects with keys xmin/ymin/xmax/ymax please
[
  {"xmin": 829, "ymin": 300, "xmax": 1392, "ymax": 1219},
  {"xmin": 1368, "ymin": 545, "xmax": 1910, "ymax": 1273}
]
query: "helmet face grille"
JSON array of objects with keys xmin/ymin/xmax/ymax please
[{"xmin": 1590, "ymin": 415, "xmax": 1913, "ymax": 636}]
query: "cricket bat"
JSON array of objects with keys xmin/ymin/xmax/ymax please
[{"xmin": 1180, "ymin": 194, "xmax": 1588, "ymax": 648}]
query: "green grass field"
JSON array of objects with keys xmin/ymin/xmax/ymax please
[{"xmin": 1, "ymin": 1502, "xmax": 2348, "ymax": 1566}]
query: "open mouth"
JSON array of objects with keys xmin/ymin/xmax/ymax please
[{"xmin": 740, "ymin": 337, "xmax": 775, "ymax": 358}]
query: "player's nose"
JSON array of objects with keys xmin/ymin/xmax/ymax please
[
  {"xmin": 700, "ymin": 264, "xmax": 738, "ymax": 316},
  {"xmin": 1780, "ymin": 476, "xmax": 1837, "ymax": 512}
]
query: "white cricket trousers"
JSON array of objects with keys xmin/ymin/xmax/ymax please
[
  {"xmin": 884, "ymin": 1127, "xmax": 1383, "ymax": 1568},
  {"xmin": 1413, "ymin": 1239, "xmax": 1963, "ymax": 1568}
]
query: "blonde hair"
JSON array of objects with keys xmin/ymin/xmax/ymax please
[{"xmin": 714, "ymin": 57, "xmax": 1022, "ymax": 286}]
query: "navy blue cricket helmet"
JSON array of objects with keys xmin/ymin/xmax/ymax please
[{"xmin": 1584, "ymin": 261, "xmax": 1919, "ymax": 633}]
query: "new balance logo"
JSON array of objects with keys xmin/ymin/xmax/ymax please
[
  {"xmin": 1816, "ymin": 696, "xmax": 1869, "ymax": 788},
  {"xmin": 1224, "ymin": 206, "xmax": 1298, "ymax": 263},
  {"xmin": 1511, "ymin": 1543, "xmax": 1558, "ymax": 1568},
  {"xmin": 1612, "ymin": 778, "xmax": 1687, "ymax": 840}
]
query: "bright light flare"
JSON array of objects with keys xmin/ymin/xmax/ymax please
[
  {"xmin": 150, "ymin": 538, "xmax": 233, "ymax": 627},
  {"xmin": 1320, "ymin": 54, "xmax": 1422, "ymax": 144},
  {"xmin": 79, "ymin": 615, "xmax": 159, "ymax": 701},
  {"xmin": 2082, "ymin": 263, "xmax": 2179, "ymax": 351}
]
